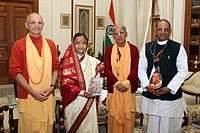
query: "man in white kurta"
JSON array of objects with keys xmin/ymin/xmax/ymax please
[{"xmin": 138, "ymin": 19, "xmax": 188, "ymax": 133}]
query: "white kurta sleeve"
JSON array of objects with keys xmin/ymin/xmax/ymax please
[
  {"xmin": 138, "ymin": 45, "xmax": 149, "ymax": 91},
  {"xmin": 167, "ymin": 45, "xmax": 188, "ymax": 94}
]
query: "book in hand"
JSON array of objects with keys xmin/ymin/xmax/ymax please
[
  {"xmin": 149, "ymin": 67, "xmax": 163, "ymax": 90},
  {"xmin": 150, "ymin": 72, "xmax": 162, "ymax": 90},
  {"xmin": 88, "ymin": 77, "xmax": 103, "ymax": 96}
]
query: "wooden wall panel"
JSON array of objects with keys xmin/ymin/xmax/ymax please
[
  {"xmin": 0, "ymin": 16, "xmax": 7, "ymax": 43},
  {"xmin": 0, "ymin": 3, "xmax": 9, "ymax": 84},
  {"xmin": 14, "ymin": 17, "xmax": 27, "ymax": 40},
  {"xmin": 0, "ymin": 0, "xmax": 38, "ymax": 84}
]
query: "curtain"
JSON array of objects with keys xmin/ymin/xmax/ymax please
[
  {"xmin": 121, "ymin": 0, "xmax": 138, "ymax": 44},
  {"xmin": 173, "ymin": 0, "xmax": 186, "ymax": 43},
  {"xmin": 136, "ymin": 0, "xmax": 153, "ymax": 50},
  {"xmin": 157, "ymin": 0, "xmax": 174, "ymax": 38},
  {"xmin": 157, "ymin": 0, "xmax": 186, "ymax": 43}
]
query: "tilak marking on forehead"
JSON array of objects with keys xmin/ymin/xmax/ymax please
[{"xmin": 114, "ymin": 25, "xmax": 122, "ymax": 32}]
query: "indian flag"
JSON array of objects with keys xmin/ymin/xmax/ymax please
[{"xmin": 103, "ymin": 0, "xmax": 116, "ymax": 48}]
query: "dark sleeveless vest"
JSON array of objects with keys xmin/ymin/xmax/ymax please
[{"xmin": 142, "ymin": 39, "xmax": 182, "ymax": 101}]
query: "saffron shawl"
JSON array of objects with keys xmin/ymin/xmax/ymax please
[
  {"xmin": 18, "ymin": 34, "xmax": 54, "ymax": 132},
  {"xmin": 107, "ymin": 42, "xmax": 136, "ymax": 124}
]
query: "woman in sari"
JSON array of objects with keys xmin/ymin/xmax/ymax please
[{"xmin": 60, "ymin": 33, "xmax": 100, "ymax": 133}]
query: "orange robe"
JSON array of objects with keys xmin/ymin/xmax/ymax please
[
  {"xmin": 9, "ymin": 35, "xmax": 59, "ymax": 133},
  {"xmin": 9, "ymin": 35, "xmax": 59, "ymax": 98},
  {"xmin": 104, "ymin": 42, "xmax": 139, "ymax": 133}
]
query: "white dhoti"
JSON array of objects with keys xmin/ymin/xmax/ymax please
[
  {"xmin": 147, "ymin": 115, "xmax": 183, "ymax": 133},
  {"xmin": 141, "ymin": 96, "xmax": 186, "ymax": 133}
]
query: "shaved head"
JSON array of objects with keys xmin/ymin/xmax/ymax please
[
  {"xmin": 26, "ymin": 12, "xmax": 43, "ymax": 23},
  {"xmin": 25, "ymin": 12, "xmax": 44, "ymax": 37}
]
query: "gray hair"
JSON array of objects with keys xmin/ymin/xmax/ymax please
[{"xmin": 114, "ymin": 24, "xmax": 127, "ymax": 33}]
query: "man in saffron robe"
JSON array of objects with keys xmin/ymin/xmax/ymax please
[
  {"xmin": 104, "ymin": 24, "xmax": 139, "ymax": 133},
  {"xmin": 9, "ymin": 13, "xmax": 59, "ymax": 133},
  {"xmin": 60, "ymin": 33, "xmax": 102, "ymax": 133}
]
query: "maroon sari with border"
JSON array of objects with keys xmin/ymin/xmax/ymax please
[
  {"xmin": 60, "ymin": 44, "xmax": 86, "ymax": 107},
  {"xmin": 60, "ymin": 44, "xmax": 94, "ymax": 132}
]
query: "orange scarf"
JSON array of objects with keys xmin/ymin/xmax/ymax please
[
  {"xmin": 18, "ymin": 34, "xmax": 54, "ymax": 132},
  {"xmin": 107, "ymin": 42, "xmax": 135, "ymax": 124}
]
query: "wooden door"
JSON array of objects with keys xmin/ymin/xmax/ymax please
[{"xmin": 0, "ymin": 0, "xmax": 38, "ymax": 84}]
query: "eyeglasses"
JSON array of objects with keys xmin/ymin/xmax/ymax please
[
  {"xmin": 27, "ymin": 21, "xmax": 44, "ymax": 27},
  {"xmin": 113, "ymin": 31, "xmax": 126, "ymax": 36}
]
